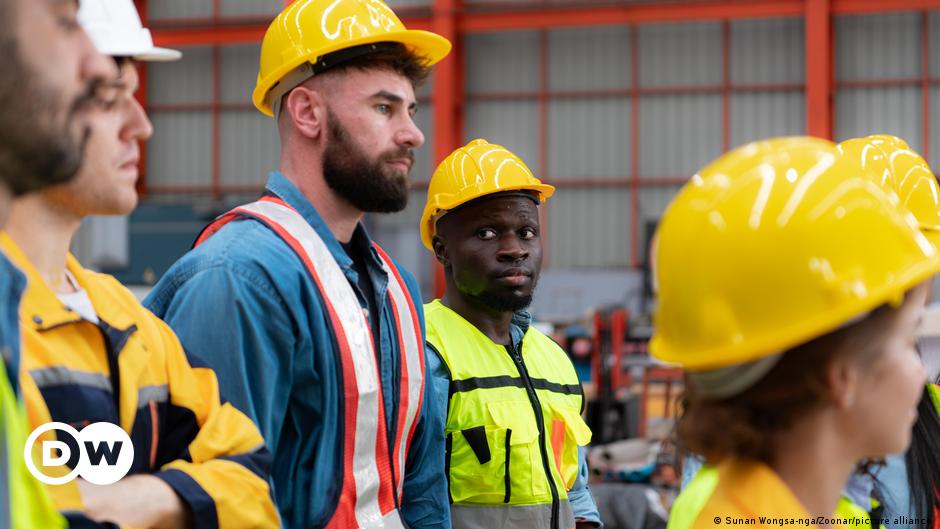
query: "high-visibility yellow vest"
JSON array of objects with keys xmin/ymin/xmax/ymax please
[
  {"xmin": 424, "ymin": 300, "xmax": 592, "ymax": 529},
  {"xmin": 669, "ymin": 464, "xmax": 879, "ymax": 529},
  {"xmin": 1, "ymin": 358, "xmax": 65, "ymax": 529}
]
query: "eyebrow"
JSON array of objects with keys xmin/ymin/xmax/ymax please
[{"xmin": 371, "ymin": 90, "xmax": 418, "ymax": 111}]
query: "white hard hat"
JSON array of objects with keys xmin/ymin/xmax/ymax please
[{"xmin": 78, "ymin": 0, "xmax": 181, "ymax": 62}]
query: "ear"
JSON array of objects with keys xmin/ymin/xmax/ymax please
[
  {"xmin": 284, "ymin": 86, "xmax": 326, "ymax": 140},
  {"xmin": 825, "ymin": 355, "xmax": 861, "ymax": 410},
  {"xmin": 432, "ymin": 235, "xmax": 449, "ymax": 267}
]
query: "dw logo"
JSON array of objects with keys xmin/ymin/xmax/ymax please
[{"xmin": 24, "ymin": 422, "xmax": 134, "ymax": 485}]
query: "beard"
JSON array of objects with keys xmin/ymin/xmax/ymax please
[
  {"xmin": 0, "ymin": 37, "xmax": 92, "ymax": 196},
  {"xmin": 322, "ymin": 109, "xmax": 413, "ymax": 213},
  {"xmin": 467, "ymin": 277, "xmax": 539, "ymax": 313}
]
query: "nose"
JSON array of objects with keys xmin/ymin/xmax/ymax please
[
  {"xmin": 396, "ymin": 114, "xmax": 425, "ymax": 149},
  {"xmin": 496, "ymin": 234, "xmax": 528, "ymax": 263},
  {"xmin": 124, "ymin": 96, "xmax": 154, "ymax": 142}
]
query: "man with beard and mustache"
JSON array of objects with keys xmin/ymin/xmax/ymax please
[
  {"xmin": 420, "ymin": 140, "xmax": 600, "ymax": 529},
  {"xmin": 0, "ymin": 0, "xmax": 115, "ymax": 527},
  {"xmin": 3, "ymin": 1, "xmax": 279, "ymax": 528},
  {"xmin": 146, "ymin": 1, "xmax": 453, "ymax": 527}
]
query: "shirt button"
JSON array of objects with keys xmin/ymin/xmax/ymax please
[
  {"xmin": 31, "ymin": 315, "xmax": 42, "ymax": 325},
  {"xmin": 362, "ymin": 308, "xmax": 370, "ymax": 319}
]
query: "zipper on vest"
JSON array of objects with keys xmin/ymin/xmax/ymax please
[{"xmin": 505, "ymin": 341, "xmax": 560, "ymax": 529}]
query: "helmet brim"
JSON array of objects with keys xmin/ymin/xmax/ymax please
[{"xmin": 253, "ymin": 29, "xmax": 452, "ymax": 117}]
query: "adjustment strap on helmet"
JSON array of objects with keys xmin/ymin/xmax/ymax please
[{"xmin": 270, "ymin": 42, "xmax": 402, "ymax": 118}]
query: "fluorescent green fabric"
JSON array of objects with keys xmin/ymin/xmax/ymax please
[
  {"xmin": 1, "ymin": 358, "xmax": 65, "ymax": 529},
  {"xmin": 425, "ymin": 300, "xmax": 591, "ymax": 511}
]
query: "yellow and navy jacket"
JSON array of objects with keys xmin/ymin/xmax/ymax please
[
  {"xmin": 425, "ymin": 300, "xmax": 594, "ymax": 529},
  {"xmin": 1, "ymin": 235, "xmax": 279, "ymax": 529}
]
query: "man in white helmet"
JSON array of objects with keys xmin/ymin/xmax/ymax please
[
  {"xmin": 3, "ymin": 2, "xmax": 278, "ymax": 528},
  {"xmin": 0, "ymin": 0, "xmax": 115, "ymax": 527}
]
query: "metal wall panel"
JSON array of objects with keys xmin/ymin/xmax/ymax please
[
  {"xmin": 148, "ymin": 46, "xmax": 213, "ymax": 104},
  {"xmin": 638, "ymin": 21, "xmax": 722, "ymax": 87},
  {"xmin": 835, "ymin": 87, "xmax": 922, "ymax": 152},
  {"xmin": 413, "ymin": 105, "xmax": 435, "ymax": 182},
  {"xmin": 464, "ymin": 101, "xmax": 540, "ymax": 176},
  {"xmin": 221, "ymin": 43, "xmax": 261, "ymax": 104},
  {"xmin": 417, "ymin": 72, "xmax": 434, "ymax": 99},
  {"xmin": 547, "ymin": 97, "xmax": 630, "ymax": 180},
  {"xmin": 730, "ymin": 18, "xmax": 804, "ymax": 84},
  {"xmin": 465, "ymin": 31, "xmax": 539, "ymax": 94},
  {"xmin": 930, "ymin": 12, "xmax": 940, "ymax": 76},
  {"xmin": 548, "ymin": 26, "xmax": 631, "ymax": 91},
  {"xmin": 148, "ymin": 1, "xmax": 212, "ymax": 20},
  {"xmin": 219, "ymin": 111, "xmax": 280, "ymax": 186},
  {"xmin": 148, "ymin": 113, "xmax": 214, "ymax": 188},
  {"xmin": 638, "ymin": 94, "xmax": 722, "ymax": 178},
  {"xmin": 220, "ymin": 0, "xmax": 281, "ymax": 17},
  {"xmin": 836, "ymin": 12, "xmax": 920, "ymax": 81},
  {"xmin": 638, "ymin": 185, "xmax": 683, "ymax": 256},
  {"xmin": 546, "ymin": 188, "xmax": 631, "ymax": 268},
  {"xmin": 930, "ymin": 87, "xmax": 940, "ymax": 165},
  {"xmin": 730, "ymin": 92, "xmax": 806, "ymax": 148}
]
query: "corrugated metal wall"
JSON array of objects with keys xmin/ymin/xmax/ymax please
[
  {"xmin": 148, "ymin": 46, "xmax": 213, "ymax": 191},
  {"xmin": 456, "ymin": 18, "xmax": 805, "ymax": 270},
  {"xmin": 834, "ymin": 12, "xmax": 925, "ymax": 151},
  {"xmin": 128, "ymin": 6, "xmax": 939, "ymax": 313}
]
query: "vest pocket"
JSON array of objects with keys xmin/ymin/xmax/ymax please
[
  {"xmin": 548, "ymin": 403, "xmax": 593, "ymax": 490},
  {"xmin": 447, "ymin": 400, "xmax": 540, "ymax": 503}
]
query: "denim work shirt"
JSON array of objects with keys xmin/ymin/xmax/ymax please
[
  {"xmin": 430, "ymin": 309, "xmax": 602, "ymax": 527},
  {"xmin": 146, "ymin": 172, "xmax": 451, "ymax": 529},
  {"xmin": 0, "ymin": 251, "xmax": 25, "ymax": 395}
]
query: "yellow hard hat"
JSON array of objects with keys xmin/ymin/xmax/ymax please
[
  {"xmin": 837, "ymin": 135, "xmax": 940, "ymax": 248},
  {"xmin": 650, "ymin": 136, "xmax": 940, "ymax": 371},
  {"xmin": 420, "ymin": 139, "xmax": 555, "ymax": 250},
  {"xmin": 252, "ymin": 0, "xmax": 452, "ymax": 117}
]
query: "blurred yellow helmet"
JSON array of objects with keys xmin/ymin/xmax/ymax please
[
  {"xmin": 837, "ymin": 135, "xmax": 940, "ymax": 248},
  {"xmin": 650, "ymin": 137, "xmax": 940, "ymax": 371},
  {"xmin": 252, "ymin": 0, "xmax": 452, "ymax": 117},
  {"xmin": 420, "ymin": 139, "xmax": 555, "ymax": 250}
]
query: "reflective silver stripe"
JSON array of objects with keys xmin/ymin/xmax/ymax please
[
  {"xmin": 137, "ymin": 384, "xmax": 169, "ymax": 407},
  {"xmin": 29, "ymin": 366, "xmax": 112, "ymax": 392},
  {"xmin": 379, "ymin": 256, "xmax": 423, "ymax": 499},
  {"xmin": 368, "ymin": 510, "xmax": 407, "ymax": 529},
  {"xmin": 238, "ymin": 200, "xmax": 385, "ymax": 527},
  {"xmin": 451, "ymin": 501, "xmax": 575, "ymax": 529}
]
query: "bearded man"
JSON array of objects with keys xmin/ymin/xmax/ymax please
[{"xmin": 145, "ymin": 1, "xmax": 453, "ymax": 528}]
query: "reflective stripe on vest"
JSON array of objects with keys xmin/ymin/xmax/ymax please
[
  {"xmin": 451, "ymin": 501, "xmax": 575, "ymax": 529},
  {"xmin": 196, "ymin": 196, "xmax": 424, "ymax": 528},
  {"xmin": 424, "ymin": 300, "xmax": 591, "ymax": 529}
]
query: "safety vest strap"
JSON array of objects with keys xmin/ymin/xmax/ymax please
[{"xmin": 197, "ymin": 196, "xmax": 424, "ymax": 528}]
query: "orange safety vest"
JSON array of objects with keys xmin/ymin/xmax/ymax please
[{"xmin": 196, "ymin": 196, "xmax": 425, "ymax": 528}]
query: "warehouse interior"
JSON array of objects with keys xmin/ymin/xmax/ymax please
[{"xmin": 67, "ymin": 0, "xmax": 940, "ymax": 526}]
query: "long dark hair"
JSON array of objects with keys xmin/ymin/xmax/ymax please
[{"xmin": 905, "ymin": 383, "xmax": 940, "ymax": 528}]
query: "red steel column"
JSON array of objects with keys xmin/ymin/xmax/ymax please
[
  {"xmin": 135, "ymin": 0, "xmax": 150, "ymax": 198},
  {"xmin": 806, "ymin": 0, "xmax": 833, "ymax": 139},
  {"xmin": 432, "ymin": 0, "xmax": 459, "ymax": 298}
]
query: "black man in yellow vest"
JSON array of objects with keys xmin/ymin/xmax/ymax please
[{"xmin": 420, "ymin": 139, "xmax": 600, "ymax": 529}]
